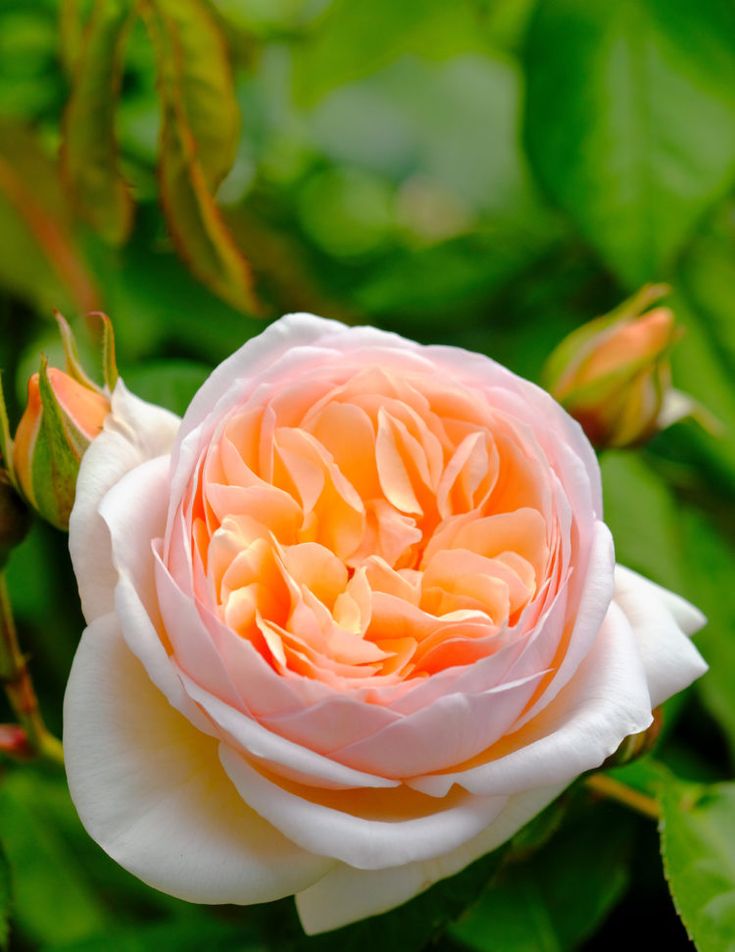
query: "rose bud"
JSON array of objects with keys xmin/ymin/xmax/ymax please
[
  {"xmin": 544, "ymin": 285, "xmax": 682, "ymax": 449},
  {"xmin": 13, "ymin": 359, "xmax": 110, "ymax": 530}
]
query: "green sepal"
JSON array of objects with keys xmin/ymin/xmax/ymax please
[
  {"xmin": 31, "ymin": 357, "xmax": 91, "ymax": 530},
  {"xmin": 53, "ymin": 311, "xmax": 101, "ymax": 392}
]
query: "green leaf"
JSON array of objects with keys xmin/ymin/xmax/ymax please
[
  {"xmin": 450, "ymin": 803, "xmax": 634, "ymax": 952},
  {"xmin": 142, "ymin": 0, "xmax": 257, "ymax": 313},
  {"xmin": 660, "ymin": 779, "xmax": 735, "ymax": 951},
  {"xmin": 0, "ymin": 120, "xmax": 101, "ymax": 314},
  {"xmin": 61, "ymin": 0, "xmax": 135, "ymax": 245},
  {"xmin": 291, "ymin": 0, "xmax": 491, "ymax": 107},
  {"xmin": 600, "ymin": 451, "xmax": 683, "ymax": 591},
  {"xmin": 523, "ymin": 0, "xmax": 735, "ymax": 287},
  {"xmin": 147, "ymin": 0, "xmax": 239, "ymax": 190},
  {"xmin": 0, "ymin": 769, "xmax": 108, "ymax": 946},
  {"xmin": 676, "ymin": 508, "xmax": 735, "ymax": 762},
  {"xmin": 0, "ymin": 842, "xmax": 11, "ymax": 951},
  {"xmin": 47, "ymin": 917, "xmax": 262, "ymax": 952}
]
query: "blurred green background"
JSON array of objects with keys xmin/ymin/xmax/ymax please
[{"xmin": 1, "ymin": 0, "xmax": 735, "ymax": 949}]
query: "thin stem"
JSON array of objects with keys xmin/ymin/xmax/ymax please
[
  {"xmin": 0, "ymin": 572, "xmax": 64, "ymax": 766},
  {"xmin": 586, "ymin": 772, "xmax": 660, "ymax": 820}
]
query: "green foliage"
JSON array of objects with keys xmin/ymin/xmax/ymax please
[
  {"xmin": 0, "ymin": 0, "xmax": 734, "ymax": 949},
  {"xmin": 0, "ymin": 843, "xmax": 10, "ymax": 951},
  {"xmin": 660, "ymin": 779, "xmax": 735, "ymax": 952},
  {"xmin": 451, "ymin": 803, "xmax": 635, "ymax": 952},
  {"xmin": 523, "ymin": 0, "xmax": 735, "ymax": 288}
]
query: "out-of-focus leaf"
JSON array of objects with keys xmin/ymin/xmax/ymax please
[
  {"xmin": 0, "ymin": 121, "xmax": 100, "ymax": 313},
  {"xmin": 124, "ymin": 359, "xmax": 210, "ymax": 415},
  {"xmin": 148, "ymin": 0, "xmax": 239, "ymax": 190},
  {"xmin": 291, "ymin": 0, "xmax": 490, "ymax": 106},
  {"xmin": 660, "ymin": 778, "xmax": 735, "ymax": 951},
  {"xmin": 677, "ymin": 508, "xmax": 735, "ymax": 761},
  {"xmin": 0, "ymin": 842, "xmax": 10, "ymax": 951},
  {"xmin": 0, "ymin": 770, "xmax": 108, "ymax": 946},
  {"xmin": 48, "ymin": 917, "xmax": 262, "ymax": 952},
  {"xmin": 602, "ymin": 451, "xmax": 735, "ymax": 758},
  {"xmin": 142, "ymin": 0, "xmax": 257, "ymax": 313},
  {"xmin": 61, "ymin": 0, "xmax": 135, "ymax": 245},
  {"xmin": 450, "ymin": 804, "xmax": 634, "ymax": 952},
  {"xmin": 523, "ymin": 0, "xmax": 735, "ymax": 288},
  {"xmin": 601, "ymin": 452, "xmax": 683, "ymax": 592}
]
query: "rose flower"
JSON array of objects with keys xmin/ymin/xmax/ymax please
[{"xmin": 63, "ymin": 315, "xmax": 706, "ymax": 934}]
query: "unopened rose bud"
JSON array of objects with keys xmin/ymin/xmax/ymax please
[
  {"xmin": 13, "ymin": 360, "xmax": 110, "ymax": 530},
  {"xmin": 544, "ymin": 286, "xmax": 683, "ymax": 449}
]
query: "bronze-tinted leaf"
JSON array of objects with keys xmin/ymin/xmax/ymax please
[
  {"xmin": 61, "ymin": 0, "xmax": 135, "ymax": 246},
  {"xmin": 143, "ymin": 0, "xmax": 257, "ymax": 313},
  {"xmin": 0, "ymin": 121, "xmax": 100, "ymax": 314}
]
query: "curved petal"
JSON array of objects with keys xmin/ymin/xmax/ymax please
[
  {"xmin": 69, "ymin": 381, "xmax": 180, "ymax": 623},
  {"xmin": 220, "ymin": 744, "xmax": 507, "ymax": 870},
  {"xmin": 63, "ymin": 614, "xmax": 334, "ymax": 904},
  {"xmin": 614, "ymin": 565, "xmax": 707, "ymax": 707},
  {"xmin": 98, "ymin": 456, "xmax": 214, "ymax": 734},
  {"xmin": 409, "ymin": 600, "xmax": 652, "ymax": 798},
  {"xmin": 295, "ymin": 783, "xmax": 564, "ymax": 934}
]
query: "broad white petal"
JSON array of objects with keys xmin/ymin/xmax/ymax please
[
  {"xmin": 614, "ymin": 565, "xmax": 707, "ymax": 707},
  {"xmin": 410, "ymin": 600, "xmax": 652, "ymax": 798},
  {"xmin": 63, "ymin": 614, "xmax": 334, "ymax": 903},
  {"xmin": 295, "ymin": 783, "xmax": 564, "ymax": 934},
  {"xmin": 69, "ymin": 381, "xmax": 179, "ymax": 623},
  {"xmin": 220, "ymin": 745, "xmax": 507, "ymax": 870}
]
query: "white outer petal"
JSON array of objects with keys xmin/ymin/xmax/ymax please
[
  {"xmin": 63, "ymin": 613, "xmax": 334, "ymax": 903},
  {"xmin": 220, "ymin": 744, "xmax": 508, "ymax": 871},
  {"xmin": 295, "ymin": 783, "xmax": 564, "ymax": 934},
  {"xmin": 69, "ymin": 381, "xmax": 180, "ymax": 623},
  {"xmin": 613, "ymin": 565, "xmax": 708, "ymax": 707}
]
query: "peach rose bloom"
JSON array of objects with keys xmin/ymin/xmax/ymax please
[{"xmin": 64, "ymin": 315, "xmax": 706, "ymax": 933}]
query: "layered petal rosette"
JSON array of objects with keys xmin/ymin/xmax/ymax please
[{"xmin": 64, "ymin": 315, "xmax": 707, "ymax": 933}]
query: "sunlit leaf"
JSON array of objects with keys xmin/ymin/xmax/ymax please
[
  {"xmin": 0, "ymin": 121, "xmax": 100, "ymax": 313},
  {"xmin": 61, "ymin": 0, "xmax": 135, "ymax": 245},
  {"xmin": 142, "ymin": 0, "xmax": 257, "ymax": 313},
  {"xmin": 523, "ymin": 0, "xmax": 735, "ymax": 287},
  {"xmin": 660, "ymin": 779, "xmax": 735, "ymax": 952}
]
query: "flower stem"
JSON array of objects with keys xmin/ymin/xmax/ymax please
[
  {"xmin": 0, "ymin": 572, "xmax": 64, "ymax": 767},
  {"xmin": 586, "ymin": 772, "xmax": 660, "ymax": 820}
]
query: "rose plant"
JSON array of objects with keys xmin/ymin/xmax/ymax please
[{"xmin": 63, "ymin": 314, "xmax": 707, "ymax": 934}]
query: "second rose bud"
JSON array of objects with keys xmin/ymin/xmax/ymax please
[{"xmin": 8, "ymin": 316, "xmax": 116, "ymax": 531}]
